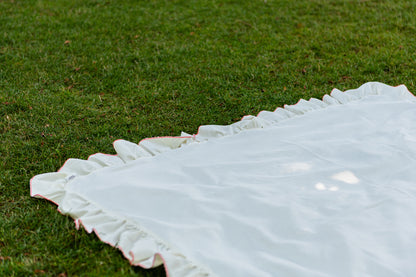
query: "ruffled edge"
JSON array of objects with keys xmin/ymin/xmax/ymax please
[{"xmin": 30, "ymin": 82, "xmax": 415, "ymax": 277}]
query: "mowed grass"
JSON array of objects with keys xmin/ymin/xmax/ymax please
[{"xmin": 1, "ymin": 0, "xmax": 416, "ymax": 276}]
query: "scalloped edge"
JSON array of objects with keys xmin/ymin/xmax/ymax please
[{"xmin": 30, "ymin": 82, "xmax": 415, "ymax": 277}]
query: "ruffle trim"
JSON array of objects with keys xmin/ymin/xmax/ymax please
[{"xmin": 30, "ymin": 82, "xmax": 415, "ymax": 277}]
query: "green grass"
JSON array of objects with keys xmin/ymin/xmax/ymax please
[{"xmin": 1, "ymin": 0, "xmax": 416, "ymax": 275}]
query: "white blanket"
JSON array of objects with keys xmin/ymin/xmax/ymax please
[{"xmin": 31, "ymin": 82, "xmax": 416, "ymax": 277}]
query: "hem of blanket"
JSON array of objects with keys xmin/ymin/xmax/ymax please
[{"xmin": 29, "ymin": 82, "xmax": 414, "ymax": 277}]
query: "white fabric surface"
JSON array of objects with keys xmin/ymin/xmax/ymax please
[{"xmin": 31, "ymin": 82, "xmax": 416, "ymax": 277}]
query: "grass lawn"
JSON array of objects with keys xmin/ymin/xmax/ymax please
[{"xmin": 1, "ymin": 0, "xmax": 416, "ymax": 276}]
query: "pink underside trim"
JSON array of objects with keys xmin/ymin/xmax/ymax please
[
  {"xmin": 30, "ymin": 172, "xmax": 171, "ymax": 275},
  {"xmin": 129, "ymin": 84, "xmax": 412, "ymax": 148},
  {"xmin": 77, "ymin": 218, "xmax": 170, "ymax": 276},
  {"xmin": 29, "ymin": 176, "xmax": 60, "ymax": 207}
]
